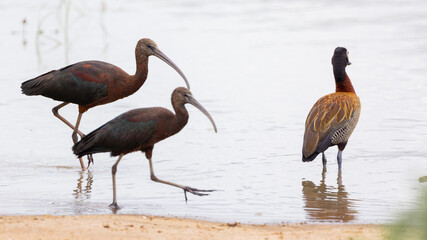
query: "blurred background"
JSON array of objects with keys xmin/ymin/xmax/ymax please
[{"xmin": 0, "ymin": 0, "xmax": 426, "ymax": 223}]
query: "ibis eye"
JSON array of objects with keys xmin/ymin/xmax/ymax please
[
  {"xmin": 146, "ymin": 44, "xmax": 155, "ymax": 53},
  {"xmin": 145, "ymin": 45, "xmax": 156, "ymax": 55},
  {"xmin": 184, "ymin": 93, "xmax": 191, "ymax": 101}
]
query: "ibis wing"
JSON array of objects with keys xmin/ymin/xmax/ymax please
[
  {"xmin": 21, "ymin": 61, "xmax": 118, "ymax": 105},
  {"xmin": 96, "ymin": 118, "xmax": 157, "ymax": 153},
  {"xmin": 73, "ymin": 109, "xmax": 158, "ymax": 157},
  {"xmin": 302, "ymin": 93, "xmax": 360, "ymax": 158}
]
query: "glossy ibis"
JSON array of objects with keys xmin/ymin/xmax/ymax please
[
  {"xmin": 302, "ymin": 47, "xmax": 361, "ymax": 170},
  {"xmin": 72, "ymin": 87, "xmax": 217, "ymax": 208},
  {"xmin": 21, "ymin": 38, "xmax": 190, "ymax": 170}
]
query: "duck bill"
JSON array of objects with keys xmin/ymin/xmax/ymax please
[
  {"xmin": 153, "ymin": 47, "xmax": 191, "ymax": 90},
  {"xmin": 187, "ymin": 95, "xmax": 217, "ymax": 133}
]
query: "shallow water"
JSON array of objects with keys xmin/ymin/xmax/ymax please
[{"xmin": 0, "ymin": 0, "xmax": 427, "ymax": 223}]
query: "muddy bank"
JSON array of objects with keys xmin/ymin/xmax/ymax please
[{"xmin": 0, "ymin": 215, "xmax": 386, "ymax": 240}]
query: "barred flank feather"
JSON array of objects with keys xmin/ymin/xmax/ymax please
[{"xmin": 302, "ymin": 92, "xmax": 361, "ymax": 160}]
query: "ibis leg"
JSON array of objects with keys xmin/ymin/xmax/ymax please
[
  {"xmin": 52, "ymin": 103, "xmax": 88, "ymax": 170},
  {"xmin": 72, "ymin": 112, "xmax": 84, "ymax": 143},
  {"xmin": 337, "ymin": 150, "xmax": 343, "ymax": 170},
  {"xmin": 73, "ymin": 112, "xmax": 93, "ymax": 169},
  {"xmin": 147, "ymin": 157, "xmax": 214, "ymax": 202},
  {"xmin": 110, "ymin": 154, "xmax": 124, "ymax": 209},
  {"xmin": 52, "ymin": 103, "xmax": 85, "ymax": 137}
]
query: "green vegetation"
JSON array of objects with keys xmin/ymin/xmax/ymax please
[{"xmin": 388, "ymin": 187, "xmax": 427, "ymax": 240}]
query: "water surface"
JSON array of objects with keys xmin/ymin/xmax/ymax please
[{"xmin": 0, "ymin": 0, "xmax": 427, "ymax": 224}]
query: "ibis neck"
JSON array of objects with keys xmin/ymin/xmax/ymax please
[
  {"xmin": 133, "ymin": 54, "xmax": 149, "ymax": 88},
  {"xmin": 172, "ymin": 102, "xmax": 189, "ymax": 133},
  {"xmin": 333, "ymin": 64, "xmax": 355, "ymax": 93}
]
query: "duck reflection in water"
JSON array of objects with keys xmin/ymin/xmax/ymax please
[
  {"xmin": 302, "ymin": 168, "xmax": 358, "ymax": 222},
  {"xmin": 73, "ymin": 170, "xmax": 93, "ymax": 199}
]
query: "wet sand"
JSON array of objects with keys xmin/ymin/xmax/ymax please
[{"xmin": 0, "ymin": 215, "xmax": 385, "ymax": 240}]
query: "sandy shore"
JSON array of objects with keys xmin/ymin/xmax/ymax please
[{"xmin": 0, "ymin": 215, "xmax": 386, "ymax": 240}]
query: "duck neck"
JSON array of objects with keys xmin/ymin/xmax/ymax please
[{"xmin": 334, "ymin": 63, "xmax": 355, "ymax": 93}]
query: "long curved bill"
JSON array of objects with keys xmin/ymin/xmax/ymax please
[
  {"xmin": 187, "ymin": 95, "xmax": 217, "ymax": 133},
  {"xmin": 152, "ymin": 47, "xmax": 191, "ymax": 90}
]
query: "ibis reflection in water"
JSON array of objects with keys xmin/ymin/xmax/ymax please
[
  {"xmin": 302, "ymin": 168, "xmax": 358, "ymax": 222},
  {"xmin": 302, "ymin": 47, "xmax": 361, "ymax": 170},
  {"xmin": 72, "ymin": 87, "xmax": 217, "ymax": 209},
  {"xmin": 21, "ymin": 38, "xmax": 190, "ymax": 170},
  {"xmin": 73, "ymin": 170, "xmax": 93, "ymax": 200}
]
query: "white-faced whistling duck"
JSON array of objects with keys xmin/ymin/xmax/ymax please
[{"xmin": 302, "ymin": 47, "xmax": 361, "ymax": 170}]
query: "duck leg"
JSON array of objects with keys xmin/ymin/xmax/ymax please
[
  {"xmin": 337, "ymin": 142, "xmax": 347, "ymax": 171},
  {"xmin": 337, "ymin": 150, "xmax": 343, "ymax": 170},
  {"xmin": 322, "ymin": 152, "xmax": 327, "ymax": 167}
]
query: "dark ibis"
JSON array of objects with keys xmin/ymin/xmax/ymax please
[
  {"xmin": 302, "ymin": 47, "xmax": 361, "ymax": 170},
  {"xmin": 21, "ymin": 38, "xmax": 190, "ymax": 170},
  {"xmin": 72, "ymin": 87, "xmax": 217, "ymax": 208}
]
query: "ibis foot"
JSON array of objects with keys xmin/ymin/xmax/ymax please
[
  {"xmin": 183, "ymin": 186, "xmax": 215, "ymax": 202},
  {"xmin": 109, "ymin": 202, "xmax": 121, "ymax": 210}
]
